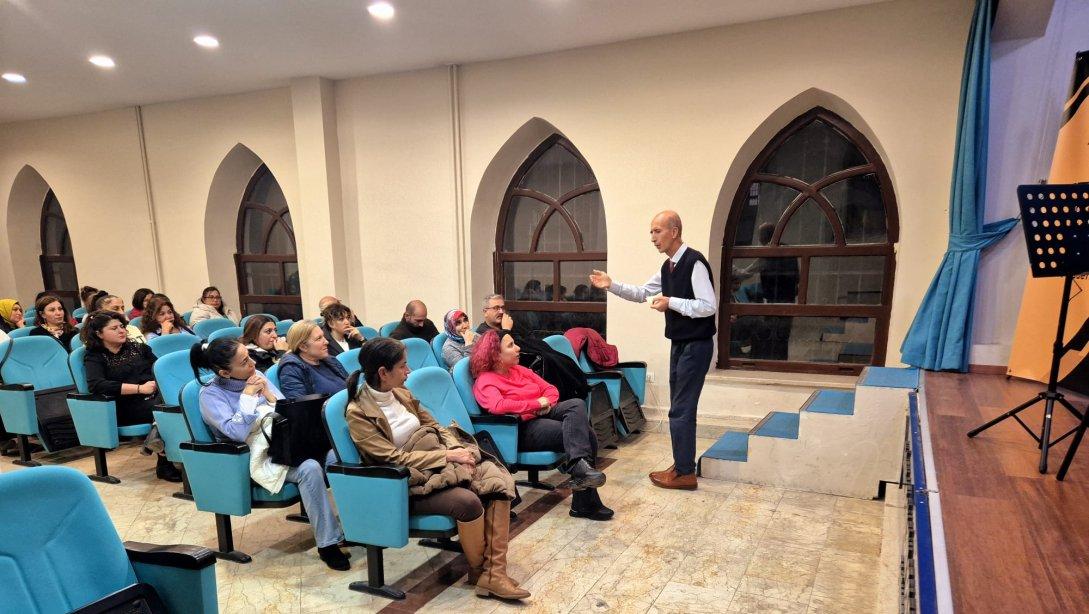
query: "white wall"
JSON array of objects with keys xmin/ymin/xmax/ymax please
[
  {"xmin": 972, "ymin": 0, "xmax": 1089, "ymax": 367},
  {"xmin": 0, "ymin": 0, "xmax": 975, "ymax": 391}
]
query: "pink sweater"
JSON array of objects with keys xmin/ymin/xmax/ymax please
[{"xmin": 473, "ymin": 365, "xmax": 560, "ymax": 421}]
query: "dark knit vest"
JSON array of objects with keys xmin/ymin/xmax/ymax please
[{"xmin": 661, "ymin": 247, "xmax": 717, "ymax": 341}]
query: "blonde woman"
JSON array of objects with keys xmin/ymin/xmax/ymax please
[{"xmin": 277, "ymin": 320, "xmax": 349, "ymax": 399}]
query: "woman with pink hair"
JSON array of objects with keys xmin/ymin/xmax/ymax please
[{"xmin": 470, "ymin": 329, "xmax": 613, "ymax": 521}]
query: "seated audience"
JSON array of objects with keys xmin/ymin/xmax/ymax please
[
  {"xmin": 188, "ymin": 286, "xmax": 240, "ymax": 325},
  {"xmin": 130, "ymin": 288, "xmax": 154, "ymax": 318},
  {"xmin": 318, "ymin": 295, "xmax": 361, "ymax": 326},
  {"xmin": 191, "ymin": 339, "xmax": 350, "ymax": 571},
  {"xmin": 390, "ymin": 300, "xmax": 440, "ymax": 342},
  {"xmin": 320, "ymin": 303, "xmax": 364, "ymax": 357},
  {"xmin": 476, "ymin": 294, "xmax": 517, "ymax": 335},
  {"xmin": 82, "ymin": 310, "xmax": 180, "ymax": 482},
  {"xmin": 441, "ymin": 309, "xmax": 477, "ymax": 369},
  {"xmin": 241, "ymin": 315, "xmax": 287, "ymax": 372},
  {"xmin": 28, "ymin": 295, "xmax": 79, "ymax": 350},
  {"xmin": 141, "ymin": 296, "xmax": 195, "ymax": 340},
  {"xmin": 83, "ymin": 290, "xmax": 110, "ymax": 323},
  {"xmin": 0, "ymin": 299, "xmax": 26, "ymax": 333},
  {"xmin": 94, "ymin": 294, "xmax": 146, "ymax": 343},
  {"xmin": 278, "ymin": 321, "xmax": 349, "ymax": 399},
  {"xmin": 345, "ymin": 338, "xmax": 529, "ymax": 599},
  {"xmin": 471, "ymin": 330, "xmax": 612, "ymax": 520}
]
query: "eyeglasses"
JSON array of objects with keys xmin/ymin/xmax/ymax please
[
  {"xmin": 484, "ymin": 305, "xmax": 506, "ymax": 312},
  {"xmin": 204, "ymin": 294, "xmax": 222, "ymax": 300}
]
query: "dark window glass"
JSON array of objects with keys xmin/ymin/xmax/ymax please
[
  {"xmin": 235, "ymin": 165, "xmax": 301, "ymax": 318},
  {"xmin": 39, "ymin": 190, "xmax": 80, "ymax": 310},
  {"xmin": 761, "ymin": 119, "xmax": 867, "ymax": 183},
  {"xmin": 728, "ymin": 316, "xmax": 876, "ymax": 364}
]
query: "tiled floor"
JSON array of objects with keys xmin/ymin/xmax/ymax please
[{"xmin": 1, "ymin": 431, "xmax": 888, "ymax": 613}]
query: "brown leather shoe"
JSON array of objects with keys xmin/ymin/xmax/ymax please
[
  {"xmin": 648, "ymin": 464, "xmax": 675, "ymax": 481},
  {"xmin": 650, "ymin": 469, "xmax": 697, "ymax": 490}
]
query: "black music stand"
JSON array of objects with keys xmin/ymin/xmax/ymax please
[{"xmin": 967, "ymin": 184, "xmax": 1089, "ymax": 473}]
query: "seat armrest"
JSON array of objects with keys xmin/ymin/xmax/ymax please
[
  {"xmin": 0, "ymin": 383, "xmax": 33, "ymax": 391},
  {"xmin": 125, "ymin": 542, "xmax": 217, "ymax": 571},
  {"xmin": 585, "ymin": 370, "xmax": 622, "ymax": 380},
  {"xmin": 613, "ymin": 361, "xmax": 647, "ymax": 369},
  {"xmin": 327, "ymin": 462, "xmax": 409, "ymax": 479},
  {"xmin": 469, "ymin": 414, "xmax": 520, "ymax": 425},
  {"xmin": 67, "ymin": 392, "xmax": 116, "ymax": 402},
  {"xmin": 154, "ymin": 403, "xmax": 183, "ymax": 414},
  {"xmin": 179, "ymin": 441, "xmax": 248, "ymax": 455}
]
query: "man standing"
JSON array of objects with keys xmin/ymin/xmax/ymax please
[{"xmin": 589, "ymin": 210, "xmax": 716, "ymax": 490}]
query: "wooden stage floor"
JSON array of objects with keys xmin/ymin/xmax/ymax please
[{"xmin": 925, "ymin": 372, "xmax": 1089, "ymax": 613}]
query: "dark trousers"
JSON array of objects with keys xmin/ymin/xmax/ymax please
[
  {"xmin": 669, "ymin": 338, "xmax": 714, "ymax": 475},
  {"xmin": 519, "ymin": 398, "xmax": 598, "ymax": 462}
]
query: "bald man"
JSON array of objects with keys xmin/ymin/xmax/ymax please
[
  {"xmin": 389, "ymin": 299, "xmax": 440, "ymax": 342},
  {"xmin": 589, "ymin": 211, "xmax": 716, "ymax": 490}
]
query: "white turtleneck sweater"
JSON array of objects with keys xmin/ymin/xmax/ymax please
[{"xmin": 366, "ymin": 385, "xmax": 421, "ymax": 449}]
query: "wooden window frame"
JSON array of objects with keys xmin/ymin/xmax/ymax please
[
  {"xmin": 38, "ymin": 190, "xmax": 80, "ymax": 310},
  {"xmin": 494, "ymin": 135, "xmax": 608, "ymax": 322},
  {"xmin": 719, "ymin": 107, "xmax": 900, "ymax": 375},
  {"xmin": 234, "ymin": 165, "xmax": 302, "ymax": 318}
]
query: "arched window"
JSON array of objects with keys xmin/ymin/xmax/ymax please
[
  {"xmin": 495, "ymin": 136, "xmax": 607, "ymax": 336},
  {"xmin": 39, "ymin": 190, "xmax": 80, "ymax": 311},
  {"xmin": 235, "ymin": 165, "xmax": 302, "ymax": 321},
  {"xmin": 721, "ymin": 107, "xmax": 898, "ymax": 374}
]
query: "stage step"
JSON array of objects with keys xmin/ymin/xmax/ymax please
[{"xmin": 698, "ymin": 366, "xmax": 919, "ymax": 499}]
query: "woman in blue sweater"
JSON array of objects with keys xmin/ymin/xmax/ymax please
[
  {"xmin": 190, "ymin": 338, "xmax": 350, "ymax": 571},
  {"xmin": 277, "ymin": 321, "xmax": 349, "ymax": 399}
]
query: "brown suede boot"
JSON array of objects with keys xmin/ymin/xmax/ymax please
[
  {"xmin": 457, "ymin": 514, "xmax": 486, "ymax": 585},
  {"xmin": 474, "ymin": 499, "xmax": 530, "ymax": 600}
]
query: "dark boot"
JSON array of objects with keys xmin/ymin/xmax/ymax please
[
  {"xmin": 318, "ymin": 545, "xmax": 350, "ymax": 571},
  {"xmin": 566, "ymin": 458, "xmax": 606, "ymax": 491},
  {"xmin": 570, "ymin": 488, "xmax": 614, "ymax": 521},
  {"xmin": 155, "ymin": 455, "xmax": 182, "ymax": 483}
]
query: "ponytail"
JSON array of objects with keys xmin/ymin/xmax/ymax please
[
  {"xmin": 190, "ymin": 338, "xmax": 240, "ymax": 383},
  {"xmin": 346, "ymin": 370, "xmax": 363, "ymax": 400}
]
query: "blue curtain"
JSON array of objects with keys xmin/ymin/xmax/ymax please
[{"xmin": 899, "ymin": 0, "xmax": 1016, "ymax": 372}]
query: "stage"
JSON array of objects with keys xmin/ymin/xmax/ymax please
[{"xmin": 923, "ymin": 371, "xmax": 1089, "ymax": 612}]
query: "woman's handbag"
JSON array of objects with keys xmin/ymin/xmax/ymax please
[{"xmin": 262, "ymin": 394, "xmax": 331, "ymax": 467}]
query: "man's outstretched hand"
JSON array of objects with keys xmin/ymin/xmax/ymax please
[{"xmin": 589, "ymin": 270, "xmax": 611, "ymax": 289}]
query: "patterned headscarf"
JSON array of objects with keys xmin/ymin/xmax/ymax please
[
  {"xmin": 444, "ymin": 309, "xmax": 467, "ymax": 344},
  {"xmin": 0, "ymin": 299, "xmax": 20, "ymax": 326}
]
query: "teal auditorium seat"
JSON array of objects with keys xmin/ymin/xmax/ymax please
[
  {"xmin": 23, "ymin": 307, "xmax": 36, "ymax": 323},
  {"xmin": 178, "ymin": 379, "xmax": 304, "ymax": 563},
  {"xmin": 0, "ymin": 466, "xmax": 218, "ymax": 614},
  {"xmin": 73, "ymin": 307, "xmax": 87, "ymax": 319},
  {"xmin": 322, "ymin": 390, "xmax": 457, "ymax": 600},
  {"xmin": 264, "ymin": 362, "xmax": 281, "ymax": 390},
  {"xmin": 153, "ymin": 350, "xmax": 202, "ymax": 501},
  {"xmin": 8, "ymin": 326, "xmax": 32, "ymax": 339},
  {"xmin": 276, "ymin": 319, "xmax": 295, "ymax": 336},
  {"xmin": 181, "ymin": 310, "xmax": 194, "ymax": 324},
  {"xmin": 337, "ymin": 348, "xmax": 361, "ymax": 374},
  {"xmin": 67, "ymin": 345, "xmax": 153, "ymax": 484},
  {"xmin": 431, "ymin": 332, "xmax": 448, "ymax": 367},
  {"xmin": 0, "ymin": 336, "xmax": 79, "ymax": 466},
  {"xmin": 192, "ymin": 318, "xmax": 233, "ymax": 340},
  {"xmin": 543, "ymin": 334, "xmax": 647, "ymax": 438},
  {"xmin": 358, "ymin": 325, "xmax": 379, "ymax": 340},
  {"xmin": 129, "ymin": 316, "xmax": 143, "ymax": 329},
  {"xmin": 378, "ymin": 321, "xmax": 398, "ymax": 337},
  {"xmin": 402, "ymin": 337, "xmax": 439, "ymax": 370},
  {"xmin": 147, "ymin": 333, "xmax": 201, "ymax": 358},
  {"xmin": 240, "ymin": 313, "xmax": 277, "ymax": 329},
  {"xmin": 69, "ymin": 333, "xmax": 84, "ymax": 351},
  {"xmin": 449, "ymin": 360, "xmax": 567, "ymax": 489},
  {"xmin": 207, "ymin": 326, "xmax": 243, "ymax": 342}
]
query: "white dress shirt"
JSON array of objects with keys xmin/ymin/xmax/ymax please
[{"xmin": 607, "ymin": 244, "xmax": 718, "ymax": 318}]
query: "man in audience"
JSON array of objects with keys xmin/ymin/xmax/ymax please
[
  {"xmin": 318, "ymin": 295, "xmax": 361, "ymax": 326},
  {"xmin": 477, "ymin": 294, "xmax": 516, "ymax": 335},
  {"xmin": 389, "ymin": 300, "xmax": 439, "ymax": 342}
]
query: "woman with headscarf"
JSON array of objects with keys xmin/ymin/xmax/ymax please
[
  {"xmin": 0, "ymin": 299, "xmax": 26, "ymax": 333},
  {"xmin": 441, "ymin": 309, "xmax": 477, "ymax": 370}
]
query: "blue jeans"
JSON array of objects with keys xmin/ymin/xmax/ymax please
[
  {"xmin": 668, "ymin": 338, "xmax": 714, "ymax": 475},
  {"xmin": 285, "ymin": 450, "xmax": 343, "ymax": 548}
]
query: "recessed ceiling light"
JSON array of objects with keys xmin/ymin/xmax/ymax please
[
  {"xmin": 89, "ymin": 55, "xmax": 115, "ymax": 68},
  {"xmin": 193, "ymin": 35, "xmax": 219, "ymax": 49},
  {"xmin": 367, "ymin": 1, "xmax": 395, "ymax": 20},
  {"xmin": 2, "ymin": 72, "xmax": 27, "ymax": 84}
]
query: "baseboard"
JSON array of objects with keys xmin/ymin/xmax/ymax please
[{"xmin": 968, "ymin": 364, "xmax": 1007, "ymax": 375}]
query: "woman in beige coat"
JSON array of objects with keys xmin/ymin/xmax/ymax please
[{"xmin": 345, "ymin": 337, "xmax": 529, "ymax": 600}]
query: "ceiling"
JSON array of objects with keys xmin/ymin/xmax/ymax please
[{"xmin": 0, "ymin": 0, "xmax": 889, "ymax": 124}]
